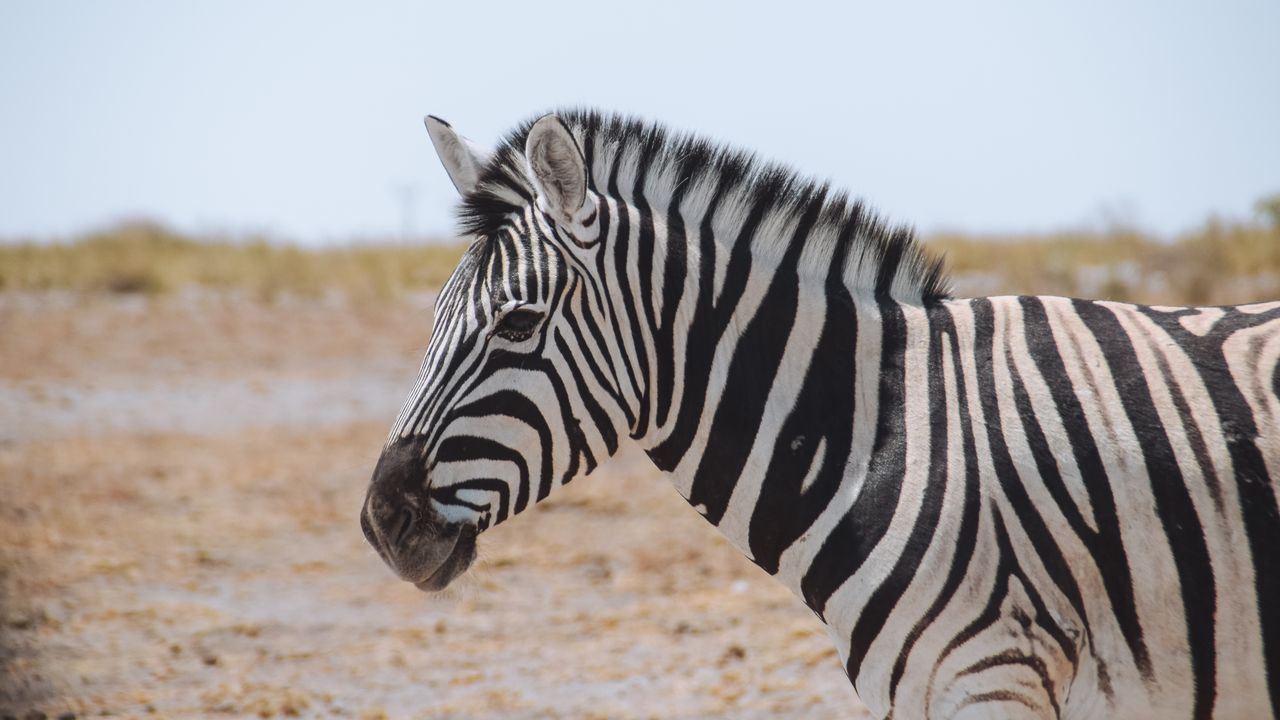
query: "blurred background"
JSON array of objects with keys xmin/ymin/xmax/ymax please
[{"xmin": 2, "ymin": 1, "xmax": 1278, "ymax": 718}]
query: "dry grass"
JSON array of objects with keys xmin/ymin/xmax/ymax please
[
  {"xmin": 931, "ymin": 215, "xmax": 1280, "ymax": 305},
  {"xmin": 3, "ymin": 199, "xmax": 1279, "ymax": 306},
  {"xmin": 929, "ymin": 193, "xmax": 1280, "ymax": 305},
  {"xmin": 0, "ymin": 220, "xmax": 468, "ymax": 302}
]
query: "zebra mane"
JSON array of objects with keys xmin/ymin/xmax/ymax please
[{"xmin": 458, "ymin": 109, "xmax": 951, "ymax": 305}]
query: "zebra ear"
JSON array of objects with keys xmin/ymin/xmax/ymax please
[
  {"xmin": 424, "ymin": 115, "xmax": 489, "ymax": 196},
  {"xmin": 524, "ymin": 114, "xmax": 587, "ymax": 225}
]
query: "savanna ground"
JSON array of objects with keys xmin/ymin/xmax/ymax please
[
  {"xmin": 0, "ymin": 291, "xmax": 858, "ymax": 719},
  {"xmin": 2, "ymin": 204, "xmax": 1279, "ymax": 719}
]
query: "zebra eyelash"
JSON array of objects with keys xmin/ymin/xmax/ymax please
[{"xmin": 491, "ymin": 305, "xmax": 545, "ymax": 342}]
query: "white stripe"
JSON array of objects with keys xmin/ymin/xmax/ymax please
[{"xmin": 1177, "ymin": 307, "xmax": 1225, "ymax": 336}]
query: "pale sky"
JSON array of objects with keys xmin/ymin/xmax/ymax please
[{"xmin": 1, "ymin": 0, "xmax": 1278, "ymax": 243}]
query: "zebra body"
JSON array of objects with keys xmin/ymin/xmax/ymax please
[{"xmin": 361, "ymin": 110, "xmax": 1280, "ymax": 718}]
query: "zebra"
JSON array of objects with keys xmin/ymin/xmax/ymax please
[{"xmin": 360, "ymin": 109, "xmax": 1280, "ymax": 719}]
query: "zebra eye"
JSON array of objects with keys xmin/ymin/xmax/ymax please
[{"xmin": 494, "ymin": 306, "xmax": 544, "ymax": 342}]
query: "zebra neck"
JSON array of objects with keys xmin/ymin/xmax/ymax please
[{"xmin": 627, "ymin": 193, "xmax": 940, "ymax": 599}]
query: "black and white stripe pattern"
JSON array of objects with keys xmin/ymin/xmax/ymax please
[{"xmin": 377, "ymin": 110, "xmax": 1280, "ymax": 719}]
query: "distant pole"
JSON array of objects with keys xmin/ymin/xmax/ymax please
[{"xmin": 394, "ymin": 183, "xmax": 417, "ymax": 242}]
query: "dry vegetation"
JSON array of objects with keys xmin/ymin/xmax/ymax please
[
  {"xmin": 933, "ymin": 194, "xmax": 1280, "ymax": 305},
  {"xmin": 3, "ymin": 196, "xmax": 1279, "ymax": 306},
  {"xmin": 933, "ymin": 214, "xmax": 1280, "ymax": 305},
  {"xmin": 0, "ymin": 221, "xmax": 468, "ymax": 302}
]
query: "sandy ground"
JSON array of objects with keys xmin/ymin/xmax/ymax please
[{"xmin": 0, "ymin": 292, "xmax": 864, "ymax": 719}]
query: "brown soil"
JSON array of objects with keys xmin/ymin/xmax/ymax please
[{"xmin": 0, "ymin": 292, "xmax": 863, "ymax": 719}]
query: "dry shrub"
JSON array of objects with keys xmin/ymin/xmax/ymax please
[
  {"xmin": 928, "ymin": 203, "xmax": 1280, "ymax": 305},
  {"xmin": 0, "ymin": 220, "xmax": 467, "ymax": 301}
]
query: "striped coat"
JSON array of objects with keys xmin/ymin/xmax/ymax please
[{"xmin": 361, "ymin": 109, "xmax": 1280, "ymax": 718}]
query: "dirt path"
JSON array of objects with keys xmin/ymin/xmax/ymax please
[{"xmin": 0, "ymin": 293, "xmax": 864, "ymax": 718}]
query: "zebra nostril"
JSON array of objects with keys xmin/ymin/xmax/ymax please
[{"xmin": 390, "ymin": 507, "xmax": 417, "ymax": 547}]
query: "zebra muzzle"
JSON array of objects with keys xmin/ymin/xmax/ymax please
[{"xmin": 362, "ymin": 445, "xmax": 479, "ymax": 591}]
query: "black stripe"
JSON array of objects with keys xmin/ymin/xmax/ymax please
[
  {"xmin": 553, "ymin": 328, "xmax": 617, "ymax": 455},
  {"xmin": 873, "ymin": 228, "xmax": 907, "ymax": 300},
  {"xmin": 747, "ymin": 201, "xmax": 859, "ymax": 572},
  {"xmin": 801, "ymin": 297, "xmax": 908, "ymax": 615},
  {"xmin": 846, "ymin": 309, "xmax": 952, "ymax": 684},
  {"xmin": 1193, "ymin": 308, "xmax": 1280, "ymax": 715},
  {"xmin": 955, "ymin": 651, "xmax": 1057, "ymax": 715},
  {"xmin": 1018, "ymin": 297, "xmax": 1148, "ymax": 685},
  {"xmin": 689, "ymin": 186, "xmax": 824, "ymax": 525},
  {"xmin": 628, "ymin": 137, "xmax": 660, "ymax": 437},
  {"xmin": 434, "ymin": 435, "xmax": 529, "ymax": 520},
  {"xmin": 1135, "ymin": 307, "xmax": 1237, "ymax": 514},
  {"xmin": 442, "ymin": 478, "xmax": 510, "ymax": 527},
  {"xmin": 935, "ymin": 508, "xmax": 1064, "ymax": 717},
  {"xmin": 581, "ymin": 203, "xmax": 637, "ymax": 430},
  {"xmin": 933, "ymin": 504, "xmax": 1015, "ymax": 683},
  {"xmin": 603, "ymin": 161, "xmax": 650, "ymax": 431},
  {"xmin": 1074, "ymin": 299, "xmax": 1217, "ymax": 719},
  {"xmin": 561, "ymin": 292, "xmax": 626, "ymax": 449},
  {"xmin": 889, "ymin": 316, "xmax": 983, "ymax": 702},
  {"xmin": 652, "ymin": 147, "xmax": 704, "ymax": 428},
  {"xmin": 645, "ymin": 160, "xmax": 756, "ymax": 470}
]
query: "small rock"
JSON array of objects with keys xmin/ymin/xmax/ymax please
[
  {"xmin": 6, "ymin": 610, "xmax": 44, "ymax": 630},
  {"xmin": 583, "ymin": 560, "xmax": 612, "ymax": 583},
  {"xmin": 721, "ymin": 644, "xmax": 747, "ymax": 663}
]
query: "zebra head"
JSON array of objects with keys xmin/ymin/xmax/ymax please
[{"xmin": 361, "ymin": 114, "xmax": 627, "ymax": 591}]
